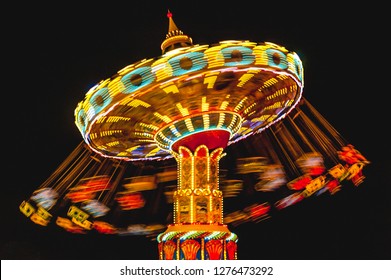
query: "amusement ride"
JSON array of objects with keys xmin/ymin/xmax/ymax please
[{"xmin": 19, "ymin": 11, "xmax": 369, "ymax": 260}]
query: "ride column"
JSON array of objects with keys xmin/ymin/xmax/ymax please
[{"xmin": 157, "ymin": 131, "xmax": 238, "ymax": 260}]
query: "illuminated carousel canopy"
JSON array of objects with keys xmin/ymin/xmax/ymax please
[{"xmin": 74, "ymin": 14, "xmax": 304, "ymax": 161}]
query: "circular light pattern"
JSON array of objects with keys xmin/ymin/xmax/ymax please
[
  {"xmin": 121, "ymin": 66, "xmax": 155, "ymax": 94},
  {"xmin": 265, "ymin": 49, "xmax": 287, "ymax": 69},
  {"xmin": 168, "ymin": 51, "xmax": 208, "ymax": 76},
  {"xmin": 221, "ymin": 46, "xmax": 255, "ymax": 66},
  {"xmin": 90, "ymin": 88, "xmax": 112, "ymax": 115}
]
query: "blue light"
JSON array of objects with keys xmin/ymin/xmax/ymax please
[
  {"xmin": 221, "ymin": 46, "xmax": 255, "ymax": 66},
  {"xmin": 121, "ymin": 66, "xmax": 155, "ymax": 94},
  {"xmin": 168, "ymin": 52, "xmax": 207, "ymax": 76},
  {"xmin": 266, "ymin": 49, "xmax": 288, "ymax": 69},
  {"xmin": 90, "ymin": 87, "xmax": 112, "ymax": 115}
]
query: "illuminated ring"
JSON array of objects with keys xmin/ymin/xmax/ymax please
[
  {"xmin": 121, "ymin": 66, "xmax": 155, "ymax": 94},
  {"xmin": 288, "ymin": 53, "xmax": 304, "ymax": 81},
  {"xmin": 168, "ymin": 52, "xmax": 208, "ymax": 76},
  {"xmin": 89, "ymin": 88, "xmax": 112, "ymax": 115},
  {"xmin": 154, "ymin": 111, "xmax": 242, "ymax": 151},
  {"xmin": 266, "ymin": 49, "xmax": 288, "ymax": 69},
  {"xmin": 76, "ymin": 108, "xmax": 88, "ymax": 135},
  {"xmin": 221, "ymin": 46, "xmax": 255, "ymax": 66}
]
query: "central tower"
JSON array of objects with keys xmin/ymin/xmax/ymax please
[{"xmin": 157, "ymin": 133, "xmax": 238, "ymax": 260}]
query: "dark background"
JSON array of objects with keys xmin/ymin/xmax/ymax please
[{"xmin": 2, "ymin": 1, "xmax": 389, "ymax": 260}]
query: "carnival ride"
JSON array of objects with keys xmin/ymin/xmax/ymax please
[{"xmin": 20, "ymin": 11, "xmax": 369, "ymax": 260}]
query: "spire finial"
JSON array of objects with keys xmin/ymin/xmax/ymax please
[{"xmin": 161, "ymin": 9, "xmax": 193, "ymax": 54}]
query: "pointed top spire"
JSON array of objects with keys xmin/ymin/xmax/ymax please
[
  {"xmin": 167, "ymin": 9, "xmax": 179, "ymax": 33},
  {"xmin": 161, "ymin": 10, "xmax": 193, "ymax": 54}
]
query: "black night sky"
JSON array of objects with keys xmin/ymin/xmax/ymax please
[{"xmin": 2, "ymin": 1, "xmax": 390, "ymax": 260}]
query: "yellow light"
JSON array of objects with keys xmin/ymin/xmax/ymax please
[
  {"xmin": 139, "ymin": 122, "xmax": 159, "ymax": 131},
  {"xmin": 217, "ymin": 113, "xmax": 225, "ymax": 128},
  {"xmin": 99, "ymin": 130, "xmax": 122, "ymax": 137},
  {"xmin": 204, "ymin": 46, "xmax": 224, "ymax": 68},
  {"xmin": 162, "ymin": 83, "xmax": 179, "ymax": 94},
  {"xmin": 146, "ymin": 147, "xmax": 161, "ymax": 157},
  {"xmin": 201, "ymin": 96, "xmax": 209, "ymax": 112},
  {"xmin": 237, "ymin": 73, "xmax": 254, "ymax": 87},
  {"xmin": 107, "ymin": 116, "xmax": 131, "ymax": 123},
  {"xmin": 184, "ymin": 118, "xmax": 195, "ymax": 132},
  {"xmin": 260, "ymin": 77, "xmax": 279, "ymax": 89},
  {"xmin": 107, "ymin": 76, "xmax": 125, "ymax": 97},
  {"xmin": 117, "ymin": 64, "xmax": 136, "ymax": 75},
  {"xmin": 20, "ymin": 201, "xmax": 35, "ymax": 217},
  {"xmin": 244, "ymin": 103, "xmax": 256, "ymax": 114},
  {"xmin": 176, "ymin": 103, "xmax": 189, "ymax": 116},
  {"xmin": 169, "ymin": 125, "xmax": 181, "ymax": 137},
  {"xmin": 234, "ymin": 97, "xmax": 248, "ymax": 112},
  {"xmin": 106, "ymin": 141, "xmax": 120, "ymax": 147},
  {"xmin": 203, "ymin": 73, "xmax": 218, "ymax": 88},
  {"xmin": 219, "ymin": 101, "xmax": 229, "ymax": 110},
  {"xmin": 203, "ymin": 114, "xmax": 210, "ymax": 129},
  {"xmin": 126, "ymin": 99, "xmax": 151, "ymax": 108},
  {"xmin": 126, "ymin": 145, "xmax": 141, "ymax": 152},
  {"xmin": 154, "ymin": 112, "xmax": 172, "ymax": 123}
]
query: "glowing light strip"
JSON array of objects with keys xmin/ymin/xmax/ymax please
[
  {"xmin": 96, "ymin": 116, "xmax": 106, "ymax": 123},
  {"xmin": 184, "ymin": 118, "xmax": 194, "ymax": 132},
  {"xmin": 156, "ymin": 131, "xmax": 173, "ymax": 144},
  {"xmin": 220, "ymin": 100, "xmax": 229, "ymax": 110},
  {"xmin": 162, "ymin": 83, "xmax": 179, "ymax": 94},
  {"xmin": 266, "ymin": 87, "xmax": 288, "ymax": 100},
  {"xmin": 205, "ymin": 231, "xmax": 223, "ymax": 240},
  {"xmin": 106, "ymin": 116, "xmax": 131, "ymax": 122},
  {"xmin": 126, "ymin": 99, "xmax": 151, "ymax": 108},
  {"xmin": 161, "ymin": 231, "xmax": 179, "ymax": 241},
  {"xmin": 227, "ymin": 115, "xmax": 239, "ymax": 131},
  {"xmin": 139, "ymin": 123, "xmax": 159, "ymax": 131},
  {"xmin": 169, "ymin": 125, "xmax": 181, "ymax": 137},
  {"xmin": 251, "ymin": 114, "xmax": 272, "ymax": 122},
  {"xmin": 204, "ymin": 73, "xmax": 218, "ymax": 88},
  {"xmin": 217, "ymin": 113, "xmax": 225, "ymax": 128},
  {"xmin": 203, "ymin": 114, "xmax": 210, "ymax": 129},
  {"xmin": 201, "ymin": 96, "xmax": 209, "ymax": 111},
  {"xmin": 234, "ymin": 97, "xmax": 247, "ymax": 112},
  {"xmin": 180, "ymin": 231, "xmax": 199, "ymax": 240},
  {"xmin": 226, "ymin": 232, "xmax": 238, "ymax": 242},
  {"xmin": 259, "ymin": 77, "xmax": 279, "ymax": 89},
  {"xmin": 243, "ymin": 103, "xmax": 256, "ymax": 114},
  {"xmin": 237, "ymin": 73, "xmax": 254, "ymax": 87},
  {"xmin": 264, "ymin": 101, "xmax": 283, "ymax": 110},
  {"xmin": 106, "ymin": 141, "xmax": 120, "ymax": 147},
  {"xmin": 99, "ymin": 130, "xmax": 122, "ymax": 137},
  {"xmin": 154, "ymin": 112, "xmax": 172, "ymax": 123},
  {"xmin": 145, "ymin": 147, "xmax": 160, "ymax": 157},
  {"xmin": 176, "ymin": 103, "xmax": 189, "ymax": 116},
  {"xmin": 133, "ymin": 132, "xmax": 154, "ymax": 138}
]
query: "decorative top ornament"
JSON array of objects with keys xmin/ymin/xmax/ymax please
[{"xmin": 161, "ymin": 10, "xmax": 193, "ymax": 54}]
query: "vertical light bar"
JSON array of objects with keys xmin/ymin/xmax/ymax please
[
  {"xmin": 203, "ymin": 114, "xmax": 210, "ymax": 129},
  {"xmin": 190, "ymin": 155, "xmax": 195, "ymax": 223}
]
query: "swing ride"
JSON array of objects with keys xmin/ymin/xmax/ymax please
[{"xmin": 19, "ymin": 11, "xmax": 369, "ymax": 260}]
